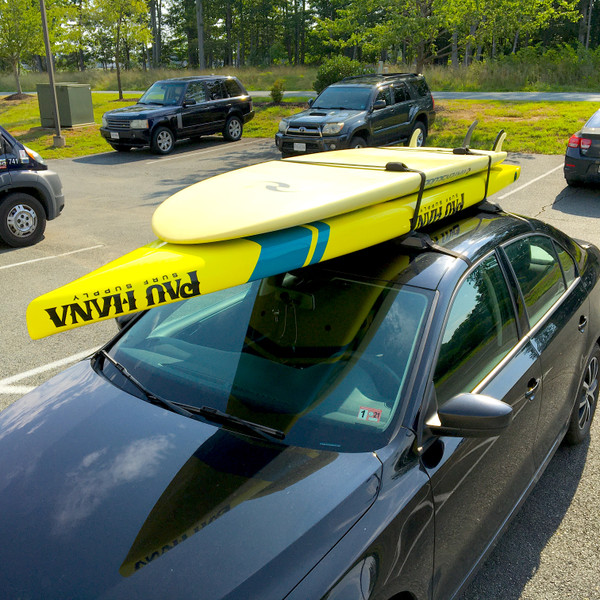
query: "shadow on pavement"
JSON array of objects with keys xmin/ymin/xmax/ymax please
[{"xmin": 552, "ymin": 185, "xmax": 600, "ymax": 218}]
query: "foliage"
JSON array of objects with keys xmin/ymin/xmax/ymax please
[
  {"xmin": 313, "ymin": 55, "xmax": 368, "ymax": 93},
  {"xmin": 270, "ymin": 78, "xmax": 286, "ymax": 103}
]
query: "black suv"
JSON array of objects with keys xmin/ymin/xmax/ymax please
[
  {"xmin": 0, "ymin": 125, "xmax": 64, "ymax": 247},
  {"xmin": 275, "ymin": 73, "xmax": 435, "ymax": 157},
  {"xmin": 100, "ymin": 76, "xmax": 254, "ymax": 155}
]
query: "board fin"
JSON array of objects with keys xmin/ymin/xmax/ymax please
[{"xmin": 493, "ymin": 130, "xmax": 507, "ymax": 152}]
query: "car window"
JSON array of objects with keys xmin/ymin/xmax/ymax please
[
  {"xmin": 411, "ymin": 78, "xmax": 430, "ymax": 97},
  {"xmin": 585, "ymin": 110, "xmax": 600, "ymax": 128},
  {"xmin": 207, "ymin": 80, "xmax": 225, "ymax": 100},
  {"xmin": 105, "ymin": 274, "xmax": 432, "ymax": 452},
  {"xmin": 224, "ymin": 79, "xmax": 244, "ymax": 97},
  {"xmin": 375, "ymin": 87, "xmax": 391, "ymax": 106},
  {"xmin": 434, "ymin": 253, "xmax": 519, "ymax": 405},
  {"xmin": 554, "ymin": 241, "xmax": 577, "ymax": 286},
  {"xmin": 140, "ymin": 82, "xmax": 185, "ymax": 105},
  {"xmin": 392, "ymin": 83, "xmax": 410, "ymax": 103},
  {"xmin": 185, "ymin": 82, "xmax": 206, "ymax": 103},
  {"xmin": 504, "ymin": 235, "xmax": 566, "ymax": 327}
]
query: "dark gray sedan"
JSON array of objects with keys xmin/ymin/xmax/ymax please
[
  {"xmin": 564, "ymin": 108, "xmax": 600, "ymax": 186},
  {"xmin": 0, "ymin": 206, "xmax": 598, "ymax": 599}
]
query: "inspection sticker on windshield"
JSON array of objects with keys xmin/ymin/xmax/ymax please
[{"xmin": 357, "ymin": 407, "xmax": 382, "ymax": 423}]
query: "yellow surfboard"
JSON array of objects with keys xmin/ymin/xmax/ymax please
[
  {"xmin": 26, "ymin": 162, "xmax": 520, "ymax": 339},
  {"xmin": 152, "ymin": 147, "xmax": 507, "ymax": 244}
]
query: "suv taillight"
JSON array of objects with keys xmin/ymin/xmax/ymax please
[{"xmin": 568, "ymin": 134, "xmax": 592, "ymax": 150}]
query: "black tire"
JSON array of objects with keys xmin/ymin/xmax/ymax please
[
  {"xmin": 565, "ymin": 175, "xmax": 582, "ymax": 187},
  {"xmin": 109, "ymin": 143, "xmax": 132, "ymax": 152},
  {"xmin": 564, "ymin": 344, "xmax": 599, "ymax": 445},
  {"xmin": 407, "ymin": 122, "xmax": 427, "ymax": 147},
  {"xmin": 0, "ymin": 193, "xmax": 46, "ymax": 248},
  {"xmin": 223, "ymin": 116, "xmax": 243, "ymax": 141},
  {"xmin": 349, "ymin": 136, "xmax": 367, "ymax": 149},
  {"xmin": 151, "ymin": 126, "xmax": 175, "ymax": 155}
]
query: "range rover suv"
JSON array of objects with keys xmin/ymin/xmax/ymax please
[
  {"xmin": 275, "ymin": 73, "xmax": 435, "ymax": 157},
  {"xmin": 100, "ymin": 76, "xmax": 254, "ymax": 155}
]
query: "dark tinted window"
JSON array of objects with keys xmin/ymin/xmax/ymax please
[
  {"xmin": 411, "ymin": 78, "xmax": 430, "ymax": 98},
  {"xmin": 185, "ymin": 81, "xmax": 206, "ymax": 103},
  {"xmin": 224, "ymin": 78, "xmax": 244, "ymax": 97},
  {"xmin": 554, "ymin": 242, "xmax": 576, "ymax": 286},
  {"xmin": 585, "ymin": 109, "xmax": 600, "ymax": 128},
  {"xmin": 106, "ymin": 274, "xmax": 431, "ymax": 452},
  {"xmin": 206, "ymin": 80, "xmax": 225, "ymax": 100},
  {"xmin": 434, "ymin": 254, "xmax": 518, "ymax": 404},
  {"xmin": 392, "ymin": 83, "xmax": 410, "ymax": 103},
  {"xmin": 375, "ymin": 87, "xmax": 391, "ymax": 106},
  {"xmin": 504, "ymin": 235, "xmax": 566, "ymax": 327}
]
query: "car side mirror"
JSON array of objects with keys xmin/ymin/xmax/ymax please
[
  {"xmin": 308, "ymin": 98, "xmax": 314, "ymax": 107},
  {"xmin": 115, "ymin": 312, "xmax": 140, "ymax": 330},
  {"xmin": 426, "ymin": 393, "xmax": 513, "ymax": 438},
  {"xmin": 183, "ymin": 98, "xmax": 197, "ymax": 107},
  {"xmin": 372, "ymin": 99, "xmax": 387, "ymax": 111}
]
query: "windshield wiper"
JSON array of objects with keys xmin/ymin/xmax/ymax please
[
  {"xmin": 95, "ymin": 350, "xmax": 285, "ymax": 441},
  {"xmin": 95, "ymin": 349, "xmax": 199, "ymax": 420},
  {"xmin": 182, "ymin": 405, "xmax": 286, "ymax": 441}
]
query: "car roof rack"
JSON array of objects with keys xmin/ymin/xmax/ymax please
[{"xmin": 340, "ymin": 73, "xmax": 421, "ymax": 82}]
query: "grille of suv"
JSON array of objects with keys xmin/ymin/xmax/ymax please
[
  {"xmin": 106, "ymin": 118, "xmax": 131, "ymax": 131},
  {"xmin": 286, "ymin": 124, "xmax": 321, "ymax": 137}
]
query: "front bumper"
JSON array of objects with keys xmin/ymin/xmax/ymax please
[
  {"xmin": 100, "ymin": 127, "xmax": 151, "ymax": 147},
  {"xmin": 275, "ymin": 132, "xmax": 350, "ymax": 155},
  {"xmin": 564, "ymin": 148, "xmax": 600, "ymax": 182}
]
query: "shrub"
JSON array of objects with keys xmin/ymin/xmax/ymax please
[
  {"xmin": 313, "ymin": 56, "xmax": 368, "ymax": 93},
  {"xmin": 270, "ymin": 78, "xmax": 285, "ymax": 103}
]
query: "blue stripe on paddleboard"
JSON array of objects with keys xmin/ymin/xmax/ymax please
[
  {"xmin": 307, "ymin": 222, "xmax": 330, "ymax": 265},
  {"xmin": 249, "ymin": 227, "xmax": 314, "ymax": 280}
]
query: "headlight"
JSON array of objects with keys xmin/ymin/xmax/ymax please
[
  {"xmin": 102, "ymin": 115, "xmax": 108, "ymax": 127},
  {"xmin": 23, "ymin": 146, "xmax": 46, "ymax": 166},
  {"xmin": 278, "ymin": 120, "xmax": 288, "ymax": 133},
  {"xmin": 325, "ymin": 556, "xmax": 377, "ymax": 599},
  {"xmin": 130, "ymin": 119, "xmax": 149, "ymax": 129},
  {"xmin": 322, "ymin": 122, "xmax": 344, "ymax": 135}
]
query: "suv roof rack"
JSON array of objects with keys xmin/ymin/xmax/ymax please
[{"xmin": 340, "ymin": 73, "xmax": 421, "ymax": 82}]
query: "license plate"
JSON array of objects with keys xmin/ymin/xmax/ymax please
[
  {"xmin": 293, "ymin": 142, "xmax": 306, "ymax": 152},
  {"xmin": 110, "ymin": 132, "xmax": 120, "ymax": 140}
]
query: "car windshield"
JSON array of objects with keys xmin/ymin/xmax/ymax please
[
  {"xmin": 139, "ymin": 82, "xmax": 186, "ymax": 106},
  {"xmin": 102, "ymin": 271, "xmax": 431, "ymax": 452},
  {"xmin": 585, "ymin": 110, "xmax": 600, "ymax": 128},
  {"xmin": 312, "ymin": 86, "xmax": 373, "ymax": 110}
]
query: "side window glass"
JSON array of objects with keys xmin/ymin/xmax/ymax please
[
  {"xmin": 392, "ymin": 84, "xmax": 409, "ymax": 103},
  {"xmin": 185, "ymin": 82, "xmax": 206, "ymax": 103},
  {"xmin": 554, "ymin": 242, "xmax": 576, "ymax": 286},
  {"xmin": 504, "ymin": 235, "xmax": 566, "ymax": 327},
  {"xmin": 207, "ymin": 80, "xmax": 225, "ymax": 100},
  {"xmin": 434, "ymin": 254, "xmax": 519, "ymax": 405},
  {"xmin": 224, "ymin": 79, "xmax": 243, "ymax": 97},
  {"xmin": 375, "ymin": 87, "xmax": 390, "ymax": 106}
]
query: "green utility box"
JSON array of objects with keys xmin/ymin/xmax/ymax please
[{"xmin": 37, "ymin": 83, "xmax": 94, "ymax": 128}]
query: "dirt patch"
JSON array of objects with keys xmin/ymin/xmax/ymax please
[{"xmin": 2, "ymin": 93, "xmax": 33, "ymax": 101}]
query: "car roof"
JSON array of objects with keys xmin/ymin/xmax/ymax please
[
  {"xmin": 334, "ymin": 73, "xmax": 423, "ymax": 87},
  {"xmin": 303, "ymin": 207, "xmax": 535, "ymax": 292},
  {"xmin": 154, "ymin": 76, "xmax": 232, "ymax": 84}
]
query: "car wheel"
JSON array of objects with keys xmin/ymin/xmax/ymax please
[
  {"xmin": 151, "ymin": 126, "xmax": 175, "ymax": 155},
  {"xmin": 349, "ymin": 136, "xmax": 367, "ymax": 149},
  {"xmin": 110, "ymin": 143, "xmax": 132, "ymax": 152},
  {"xmin": 564, "ymin": 344, "xmax": 599, "ymax": 445},
  {"xmin": 223, "ymin": 116, "xmax": 243, "ymax": 141},
  {"xmin": 407, "ymin": 122, "xmax": 427, "ymax": 147},
  {"xmin": 565, "ymin": 174, "xmax": 582, "ymax": 187},
  {"xmin": 0, "ymin": 193, "xmax": 46, "ymax": 248}
]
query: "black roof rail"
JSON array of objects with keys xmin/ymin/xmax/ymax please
[{"xmin": 339, "ymin": 72, "xmax": 422, "ymax": 82}]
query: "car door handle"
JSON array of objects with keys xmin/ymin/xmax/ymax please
[
  {"xmin": 578, "ymin": 315, "xmax": 588, "ymax": 333},
  {"xmin": 525, "ymin": 378, "xmax": 540, "ymax": 400}
]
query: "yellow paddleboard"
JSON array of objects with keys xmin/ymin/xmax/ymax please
[
  {"xmin": 27, "ymin": 162, "xmax": 520, "ymax": 340},
  {"xmin": 152, "ymin": 147, "xmax": 507, "ymax": 244}
]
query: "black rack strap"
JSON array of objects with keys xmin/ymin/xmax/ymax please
[{"xmin": 385, "ymin": 161, "xmax": 426, "ymax": 233}]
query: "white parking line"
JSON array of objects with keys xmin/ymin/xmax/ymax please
[
  {"xmin": 0, "ymin": 348, "xmax": 99, "ymax": 394},
  {"xmin": 0, "ymin": 245, "xmax": 104, "ymax": 271},
  {"xmin": 146, "ymin": 139, "xmax": 266, "ymax": 164},
  {"xmin": 497, "ymin": 165, "xmax": 563, "ymax": 199}
]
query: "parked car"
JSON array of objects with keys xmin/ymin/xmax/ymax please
[
  {"xmin": 0, "ymin": 125, "xmax": 64, "ymax": 247},
  {"xmin": 564, "ymin": 107, "xmax": 600, "ymax": 186},
  {"xmin": 275, "ymin": 73, "xmax": 435, "ymax": 157},
  {"xmin": 1, "ymin": 206, "xmax": 598, "ymax": 599},
  {"xmin": 100, "ymin": 76, "xmax": 255, "ymax": 155}
]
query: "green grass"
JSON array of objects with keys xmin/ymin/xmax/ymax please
[{"xmin": 0, "ymin": 93, "xmax": 589, "ymax": 158}]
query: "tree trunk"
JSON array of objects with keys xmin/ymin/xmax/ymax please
[
  {"xmin": 115, "ymin": 21, "xmax": 123, "ymax": 100},
  {"xmin": 196, "ymin": 0, "xmax": 205, "ymax": 69},
  {"xmin": 586, "ymin": 0, "xmax": 594, "ymax": 48},
  {"xmin": 512, "ymin": 30, "xmax": 520, "ymax": 53},
  {"xmin": 12, "ymin": 59, "xmax": 23, "ymax": 95},
  {"xmin": 451, "ymin": 31, "xmax": 458, "ymax": 68}
]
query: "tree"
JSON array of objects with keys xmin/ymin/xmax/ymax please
[{"xmin": 0, "ymin": 0, "xmax": 44, "ymax": 94}]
